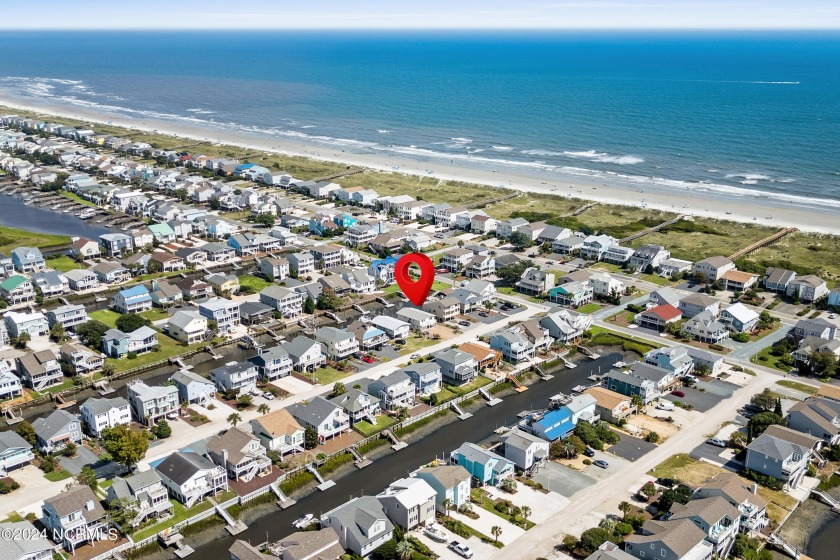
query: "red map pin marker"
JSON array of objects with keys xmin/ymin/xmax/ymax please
[{"xmin": 394, "ymin": 253, "xmax": 435, "ymax": 306}]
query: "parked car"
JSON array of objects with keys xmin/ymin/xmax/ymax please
[
  {"xmin": 743, "ymin": 403, "xmax": 763, "ymax": 413},
  {"xmin": 656, "ymin": 400, "xmax": 675, "ymax": 411},
  {"xmin": 671, "ymin": 390, "xmax": 686, "ymax": 397},
  {"xmin": 292, "ymin": 514, "xmax": 314, "ymax": 529},
  {"xmin": 362, "ymin": 356, "xmax": 374, "ymax": 364},
  {"xmin": 459, "ymin": 320, "xmax": 471, "ymax": 327},
  {"xmin": 681, "ymin": 374, "xmax": 699, "ymax": 383},
  {"xmin": 262, "ymin": 391, "xmax": 275, "ymax": 400},
  {"xmin": 393, "ymin": 339, "xmax": 406, "ymax": 345},
  {"xmin": 478, "ymin": 311, "xmax": 489, "ymax": 317},
  {"xmin": 656, "ymin": 477, "xmax": 676, "ymax": 488},
  {"xmin": 584, "ymin": 447, "xmax": 596, "ymax": 457},
  {"xmin": 448, "ymin": 542, "xmax": 474, "ymax": 559},
  {"xmin": 410, "ymin": 353, "xmax": 421, "ymax": 359},
  {"xmin": 830, "ymin": 313, "xmax": 838, "ymax": 319},
  {"xmin": 593, "ymin": 459, "xmax": 609, "ymax": 469},
  {"xmin": 707, "ymin": 438, "xmax": 728, "ymax": 448}
]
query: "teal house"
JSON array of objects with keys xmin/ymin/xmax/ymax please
[{"xmin": 450, "ymin": 442, "xmax": 515, "ymax": 486}]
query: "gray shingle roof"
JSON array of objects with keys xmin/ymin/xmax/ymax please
[
  {"xmin": 324, "ymin": 496, "xmax": 393, "ymax": 550},
  {"xmin": 32, "ymin": 409, "xmax": 78, "ymax": 441},
  {"xmin": 155, "ymin": 451, "xmax": 216, "ymax": 485},
  {"xmin": 81, "ymin": 396, "xmax": 128, "ymax": 417},
  {"xmin": 288, "ymin": 396, "xmax": 341, "ymax": 426}
]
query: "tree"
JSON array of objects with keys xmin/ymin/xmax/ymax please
[
  {"xmin": 15, "ymin": 420, "xmax": 36, "ymax": 445},
  {"xmin": 152, "ymin": 419, "xmax": 172, "ymax": 439},
  {"xmin": 208, "ymin": 198, "xmax": 221, "ymax": 210},
  {"xmin": 227, "ymin": 413, "xmax": 242, "ymax": 427},
  {"xmin": 317, "ymin": 287, "xmax": 342, "ymax": 311},
  {"xmin": 773, "ymin": 398, "xmax": 783, "ymax": 417},
  {"xmin": 500, "ymin": 478, "xmax": 517, "ymax": 493},
  {"xmin": 694, "ymin": 363, "xmax": 710, "ymax": 377},
  {"xmin": 491, "ymin": 525, "xmax": 503, "ymax": 543},
  {"xmin": 304, "ymin": 426, "xmax": 319, "ymax": 450},
  {"xmin": 631, "ymin": 393, "xmax": 646, "ymax": 414},
  {"xmin": 520, "ymin": 506, "xmax": 531, "ymax": 521},
  {"xmin": 257, "ymin": 404, "xmax": 270, "ymax": 415},
  {"xmin": 107, "ymin": 497, "xmax": 136, "ymax": 533},
  {"xmin": 442, "ymin": 498, "xmax": 453, "ymax": 516},
  {"xmin": 101, "ymin": 363, "xmax": 116, "ymax": 377},
  {"xmin": 237, "ymin": 394, "xmax": 253, "ymax": 409},
  {"xmin": 497, "ymin": 260, "xmax": 534, "ymax": 286},
  {"xmin": 395, "ymin": 540, "xmax": 413, "ymax": 560},
  {"xmin": 579, "ymin": 528, "xmax": 612, "ymax": 554},
  {"xmin": 102, "ymin": 425, "xmax": 149, "ymax": 471},
  {"xmin": 254, "ymin": 213, "xmax": 275, "ymax": 227},
  {"xmin": 75, "ymin": 465, "xmax": 98, "ymax": 490},
  {"xmin": 619, "ymin": 501, "xmax": 632, "ymax": 520},
  {"xmin": 509, "ymin": 231, "xmax": 532, "ymax": 251},
  {"xmin": 811, "ymin": 351, "xmax": 838, "ymax": 377},
  {"xmin": 748, "ymin": 411, "xmax": 784, "ymax": 439},
  {"xmin": 115, "ymin": 314, "xmax": 151, "ymax": 333},
  {"xmin": 658, "ymin": 485, "xmax": 693, "ymax": 510},
  {"xmin": 303, "ymin": 295, "xmax": 316, "ymax": 314},
  {"xmin": 750, "ymin": 389, "xmax": 778, "ymax": 412},
  {"xmin": 332, "ymin": 382, "xmax": 346, "ymax": 398},
  {"xmin": 14, "ymin": 332, "xmax": 30, "ymax": 349},
  {"xmin": 49, "ymin": 322, "xmax": 65, "ymax": 342}
]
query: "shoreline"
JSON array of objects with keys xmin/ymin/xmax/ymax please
[{"xmin": 2, "ymin": 94, "xmax": 839, "ymax": 235}]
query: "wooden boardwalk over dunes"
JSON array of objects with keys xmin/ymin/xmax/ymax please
[
  {"xmin": 620, "ymin": 215, "xmax": 685, "ymax": 244},
  {"xmin": 728, "ymin": 227, "xmax": 798, "ymax": 261}
]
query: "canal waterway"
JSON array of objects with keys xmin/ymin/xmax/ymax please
[
  {"xmin": 0, "ymin": 191, "xmax": 110, "ymax": 239},
  {"xmin": 191, "ymin": 353, "xmax": 620, "ymax": 558}
]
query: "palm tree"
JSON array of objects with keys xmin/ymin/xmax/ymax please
[
  {"xmin": 257, "ymin": 404, "xmax": 270, "ymax": 415},
  {"xmin": 619, "ymin": 501, "xmax": 631, "ymax": 521},
  {"xmin": 491, "ymin": 525, "xmax": 502, "ymax": 543},
  {"xmin": 520, "ymin": 506, "xmax": 531, "ymax": 522},
  {"xmin": 395, "ymin": 540, "xmax": 413, "ymax": 560},
  {"xmin": 562, "ymin": 440, "xmax": 577, "ymax": 459},
  {"xmin": 227, "ymin": 413, "xmax": 241, "ymax": 427},
  {"xmin": 442, "ymin": 498, "xmax": 453, "ymax": 516}
]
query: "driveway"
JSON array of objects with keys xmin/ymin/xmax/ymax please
[
  {"xmin": 59, "ymin": 446, "xmax": 124, "ymax": 479},
  {"xmin": 531, "ymin": 461, "xmax": 596, "ymax": 497},
  {"xmin": 606, "ymin": 432, "xmax": 657, "ymax": 462},
  {"xmin": 689, "ymin": 441, "xmax": 744, "ymax": 473},
  {"xmin": 413, "ymin": 525, "xmax": 499, "ymax": 560}
]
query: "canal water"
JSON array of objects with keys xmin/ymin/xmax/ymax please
[
  {"xmin": 191, "ymin": 353, "xmax": 621, "ymax": 558},
  {"xmin": 807, "ymin": 516, "xmax": 837, "ymax": 560},
  {"xmin": 0, "ymin": 192, "xmax": 110, "ymax": 239}
]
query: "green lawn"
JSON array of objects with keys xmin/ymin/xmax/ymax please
[
  {"xmin": 44, "ymin": 378, "xmax": 77, "ymax": 395},
  {"xmin": 776, "ymin": 380, "xmax": 818, "ymax": 395},
  {"xmin": 46, "ymin": 255, "xmax": 84, "ymax": 272},
  {"xmin": 576, "ymin": 303, "xmax": 603, "ymax": 314},
  {"xmin": 59, "ymin": 191, "xmax": 99, "ymax": 208},
  {"xmin": 639, "ymin": 273, "xmax": 673, "ymax": 287},
  {"xmin": 750, "ymin": 346, "xmax": 792, "ymax": 373},
  {"xmin": 353, "ymin": 415, "xmax": 398, "ymax": 437},
  {"xmin": 44, "ymin": 469, "xmax": 73, "ymax": 483},
  {"xmin": 309, "ymin": 366, "xmax": 353, "ymax": 386},
  {"xmin": 139, "ymin": 308, "xmax": 171, "ymax": 322},
  {"xmin": 89, "ymin": 309, "xmax": 120, "ymax": 328},
  {"xmin": 591, "ymin": 262, "xmax": 624, "ymax": 273},
  {"xmin": 238, "ymin": 275, "xmax": 271, "ymax": 293},
  {"xmin": 470, "ymin": 488, "xmax": 536, "ymax": 530},
  {"xmin": 398, "ymin": 335, "xmax": 440, "ymax": 356},
  {"xmin": 107, "ymin": 333, "xmax": 202, "ymax": 374},
  {"xmin": 497, "ymin": 286, "xmax": 515, "ymax": 295},
  {"xmin": 428, "ymin": 386, "xmax": 458, "ymax": 403},
  {"xmin": 384, "ymin": 280, "xmax": 449, "ymax": 295},
  {"xmin": 131, "ymin": 490, "xmax": 237, "ymax": 541},
  {"xmin": 0, "ymin": 225, "xmax": 69, "ymax": 255},
  {"xmin": 447, "ymin": 375, "xmax": 493, "ymax": 397}
]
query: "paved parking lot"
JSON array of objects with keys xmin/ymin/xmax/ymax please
[
  {"xmin": 531, "ymin": 461, "xmax": 597, "ymax": 497},
  {"xmin": 466, "ymin": 310, "xmax": 508, "ymax": 325},
  {"xmin": 662, "ymin": 379, "xmax": 737, "ymax": 413},
  {"xmin": 582, "ymin": 450, "xmax": 630, "ymax": 481},
  {"xmin": 606, "ymin": 432, "xmax": 657, "ymax": 462},
  {"xmin": 483, "ymin": 483, "xmax": 570, "ymax": 524},
  {"xmin": 59, "ymin": 446, "xmax": 124, "ymax": 479},
  {"xmin": 689, "ymin": 441, "xmax": 744, "ymax": 472}
]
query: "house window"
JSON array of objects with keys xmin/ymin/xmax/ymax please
[{"xmin": 639, "ymin": 552, "xmax": 645, "ymax": 558}]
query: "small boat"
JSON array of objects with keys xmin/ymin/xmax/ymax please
[{"xmin": 424, "ymin": 524, "xmax": 448, "ymax": 542}]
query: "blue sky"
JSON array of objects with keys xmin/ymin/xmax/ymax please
[{"xmin": 3, "ymin": 1, "xmax": 839, "ymax": 29}]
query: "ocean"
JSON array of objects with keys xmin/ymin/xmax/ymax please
[{"xmin": 1, "ymin": 30, "xmax": 839, "ymax": 206}]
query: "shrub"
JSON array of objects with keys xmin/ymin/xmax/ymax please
[
  {"xmin": 646, "ymin": 431, "xmax": 661, "ymax": 443},
  {"xmin": 615, "ymin": 522, "xmax": 634, "ymax": 536},
  {"xmin": 583, "ymin": 459, "xmax": 592, "ymax": 465}
]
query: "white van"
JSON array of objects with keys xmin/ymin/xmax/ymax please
[{"xmin": 656, "ymin": 400, "xmax": 675, "ymax": 411}]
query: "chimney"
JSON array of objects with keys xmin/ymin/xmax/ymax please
[
  {"xmin": 86, "ymin": 500, "xmax": 95, "ymax": 511},
  {"xmin": 751, "ymin": 482, "xmax": 758, "ymax": 495}
]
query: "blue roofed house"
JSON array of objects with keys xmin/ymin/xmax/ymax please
[
  {"xmin": 347, "ymin": 320, "xmax": 389, "ymax": 350},
  {"xmin": 112, "ymin": 284, "xmax": 153, "ymax": 314},
  {"xmin": 103, "ymin": 326, "xmax": 158, "ymax": 358},
  {"xmin": 369, "ymin": 255, "xmax": 399, "ymax": 285},
  {"xmin": 11, "ymin": 246, "xmax": 45, "ymax": 273},
  {"xmin": 450, "ymin": 442, "xmax": 515, "ymax": 487},
  {"xmin": 531, "ymin": 408, "xmax": 574, "ymax": 441}
]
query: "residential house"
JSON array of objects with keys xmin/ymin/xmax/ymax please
[
  {"xmin": 155, "ymin": 451, "xmax": 228, "ymax": 507},
  {"xmin": 602, "ymin": 364, "xmax": 669, "ymax": 404},
  {"xmin": 32, "ymin": 270, "xmax": 69, "ymax": 297},
  {"xmin": 496, "ymin": 218, "xmax": 529, "ymax": 238},
  {"xmin": 720, "ymin": 270, "xmax": 759, "ymax": 292},
  {"xmin": 414, "ymin": 465, "xmax": 472, "ymax": 513},
  {"xmin": 210, "ymin": 361, "xmax": 259, "ymax": 394},
  {"xmin": 687, "ymin": 347, "xmax": 725, "ymax": 376},
  {"xmin": 259, "ymin": 257, "xmax": 290, "ymax": 280},
  {"xmin": 786, "ymin": 397, "xmax": 840, "ymax": 445},
  {"xmin": 658, "ymin": 258, "xmax": 694, "ymax": 278},
  {"xmin": 0, "ymin": 431, "xmax": 34, "ymax": 476},
  {"xmin": 248, "ymin": 346, "xmax": 293, "ymax": 381},
  {"xmin": 99, "ymin": 233, "xmax": 133, "ymax": 258},
  {"xmin": 589, "ymin": 272, "xmax": 624, "ymax": 298},
  {"xmin": 272, "ymin": 528, "xmax": 345, "ymax": 560},
  {"xmin": 787, "ymin": 275, "xmax": 829, "ymax": 303},
  {"xmin": 516, "ymin": 267, "xmax": 554, "ymax": 296},
  {"xmin": 465, "ymin": 254, "xmax": 495, "ymax": 278},
  {"xmin": 347, "ymin": 320, "xmax": 389, "ymax": 351},
  {"xmin": 199, "ymin": 297, "xmax": 241, "ymax": 334},
  {"xmin": 93, "ymin": 261, "xmax": 131, "ymax": 285},
  {"xmin": 441, "ymin": 248, "xmax": 473, "ymax": 273},
  {"xmin": 434, "ymin": 348, "xmax": 478, "ymax": 385},
  {"xmin": 634, "ymin": 304, "xmax": 682, "ymax": 331},
  {"xmin": 321, "ymin": 496, "xmax": 394, "ymax": 558},
  {"xmin": 148, "ymin": 223, "xmax": 176, "ymax": 243},
  {"xmin": 367, "ymin": 371, "xmax": 415, "ymax": 411},
  {"xmin": 423, "ymin": 296, "xmax": 460, "ymax": 323},
  {"xmin": 400, "ymin": 362, "xmax": 442, "ymax": 396},
  {"xmin": 277, "ymin": 337, "xmax": 323, "ymax": 373},
  {"xmin": 176, "ymin": 278, "xmax": 213, "ymax": 299},
  {"xmin": 112, "ymin": 285, "xmax": 152, "ymax": 314},
  {"xmin": 745, "ymin": 425, "xmax": 820, "ymax": 489},
  {"xmin": 396, "ymin": 307, "xmax": 437, "ymax": 333},
  {"xmin": 602, "ymin": 245, "xmax": 635, "ymax": 265},
  {"xmin": 329, "ymin": 388, "xmax": 380, "ymax": 425},
  {"xmin": 450, "ymin": 442, "xmax": 515, "ymax": 486},
  {"xmin": 46, "ymin": 304, "xmax": 88, "ymax": 331},
  {"xmin": 679, "ymin": 293, "xmax": 721, "ymax": 319},
  {"xmin": 310, "ymin": 244, "xmax": 345, "ymax": 270},
  {"xmin": 10, "ymin": 247, "xmax": 45, "ymax": 273},
  {"xmin": 32, "ymin": 409, "xmax": 82, "ymax": 454},
  {"xmin": 584, "ymin": 386, "xmax": 636, "ymax": 424},
  {"xmin": 370, "ymin": 315, "xmax": 410, "ymax": 340},
  {"xmin": 792, "ymin": 318, "xmax": 837, "ymax": 340},
  {"xmin": 288, "ymin": 397, "xmax": 350, "ymax": 442},
  {"xmin": 80, "ymin": 396, "xmax": 131, "ymax": 438},
  {"xmin": 17, "ymin": 350, "xmax": 62, "ymax": 390},
  {"xmin": 553, "ymin": 235, "xmax": 587, "ymax": 255},
  {"xmin": 792, "ymin": 336, "xmax": 840, "ymax": 369},
  {"xmin": 539, "ymin": 309, "xmax": 593, "ymax": 342},
  {"xmin": 682, "ymin": 311, "xmax": 729, "ymax": 343},
  {"xmin": 150, "ymin": 279, "xmax": 183, "ymax": 307},
  {"xmin": 288, "ymin": 251, "xmax": 315, "ymax": 276},
  {"xmin": 319, "ymin": 275, "xmax": 351, "ymax": 296},
  {"xmin": 0, "ymin": 275, "xmax": 36, "ymax": 304},
  {"xmin": 500, "ymin": 429, "xmax": 550, "ymax": 471},
  {"xmin": 584, "ymin": 542, "xmax": 637, "ymax": 560},
  {"xmin": 150, "ymin": 251, "xmax": 185, "ymax": 273},
  {"xmin": 646, "ymin": 287, "xmax": 681, "ymax": 310},
  {"xmin": 764, "ymin": 267, "xmax": 797, "ymax": 293},
  {"xmin": 202, "ymin": 242, "xmax": 236, "ymax": 263},
  {"xmin": 65, "ymin": 269, "xmax": 99, "ymax": 291},
  {"xmin": 549, "ymin": 280, "xmax": 594, "ymax": 307},
  {"xmin": 59, "ymin": 342, "xmax": 103, "ymax": 375},
  {"xmin": 376, "ymin": 477, "xmax": 437, "ymax": 530},
  {"xmin": 644, "ymin": 346, "xmax": 695, "ymax": 378},
  {"xmin": 106, "ymin": 470, "xmax": 173, "ymax": 528},
  {"xmin": 250, "ymin": 409, "xmax": 305, "ymax": 457},
  {"xmin": 458, "ymin": 342, "xmax": 502, "ymax": 370},
  {"xmin": 127, "ymin": 380, "xmax": 179, "ymax": 426},
  {"xmin": 207, "ymin": 428, "xmax": 272, "ymax": 482},
  {"xmin": 629, "ymin": 244, "xmax": 671, "ymax": 271},
  {"xmin": 694, "ymin": 472, "xmax": 769, "ymax": 534},
  {"xmin": 580, "ymin": 235, "xmax": 618, "ymax": 261},
  {"xmin": 828, "ymin": 288, "xmax": 840, "ymax": 309},
  {"xmin": 175, "ymin": 247, "xmax": 208, "ymax": 267},
  {"xmin": 0, "ymin": 361, "xmax": 23, "ymax": 401},
  {"xmin": 315, "ymin": 326, "xmax": 360, "ymax": 360},
  {"xmin": 41, "ymin": 486, "xmax": 107, "ymax": 554},
  {"xmin": 207, "ymin": 273, "xmax": 240, "ymax": 295},
  {"xmin": 668, "ymin": 496, "xmax": 740, "ymax": 558},
  {"xmin": 166, "ymin": 310, "xmax": 208, "ymax": 345},
  {"xmin": 624, "ymin": 518, "xmax": 713, "ymax": 560},
  {"xmin": 259, "ymin": 285, "xmax": 303, "ymax": 318},
  {"xmin": 693, "ymin": 256, "xmax": 735, "ymax": 283},
  {"xmin": 122, "ymin": 252, "xmax": 152, "ymax": 275},
  {"xmin": 171, "ymin": 369, "xmax": 216, "ymax": 406},
  {"xmin": 103, "ymin": 326, "xmax": 158, "ymax": 358},
  {"xmin": 720, "ymin": 303, "xmax": 760, "ymax": 333},
  {"xmin": 489, "ymin": 327, "xmax": 535, "ymax": 363},
  {"xmin": 338, "ymin": 267, "xmax": 376, "ymax": 294}
]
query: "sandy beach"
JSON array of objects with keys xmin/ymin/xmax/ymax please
[{"xmin": 2, "ymin": 93, "xmax": 839, "ymax": 235}]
